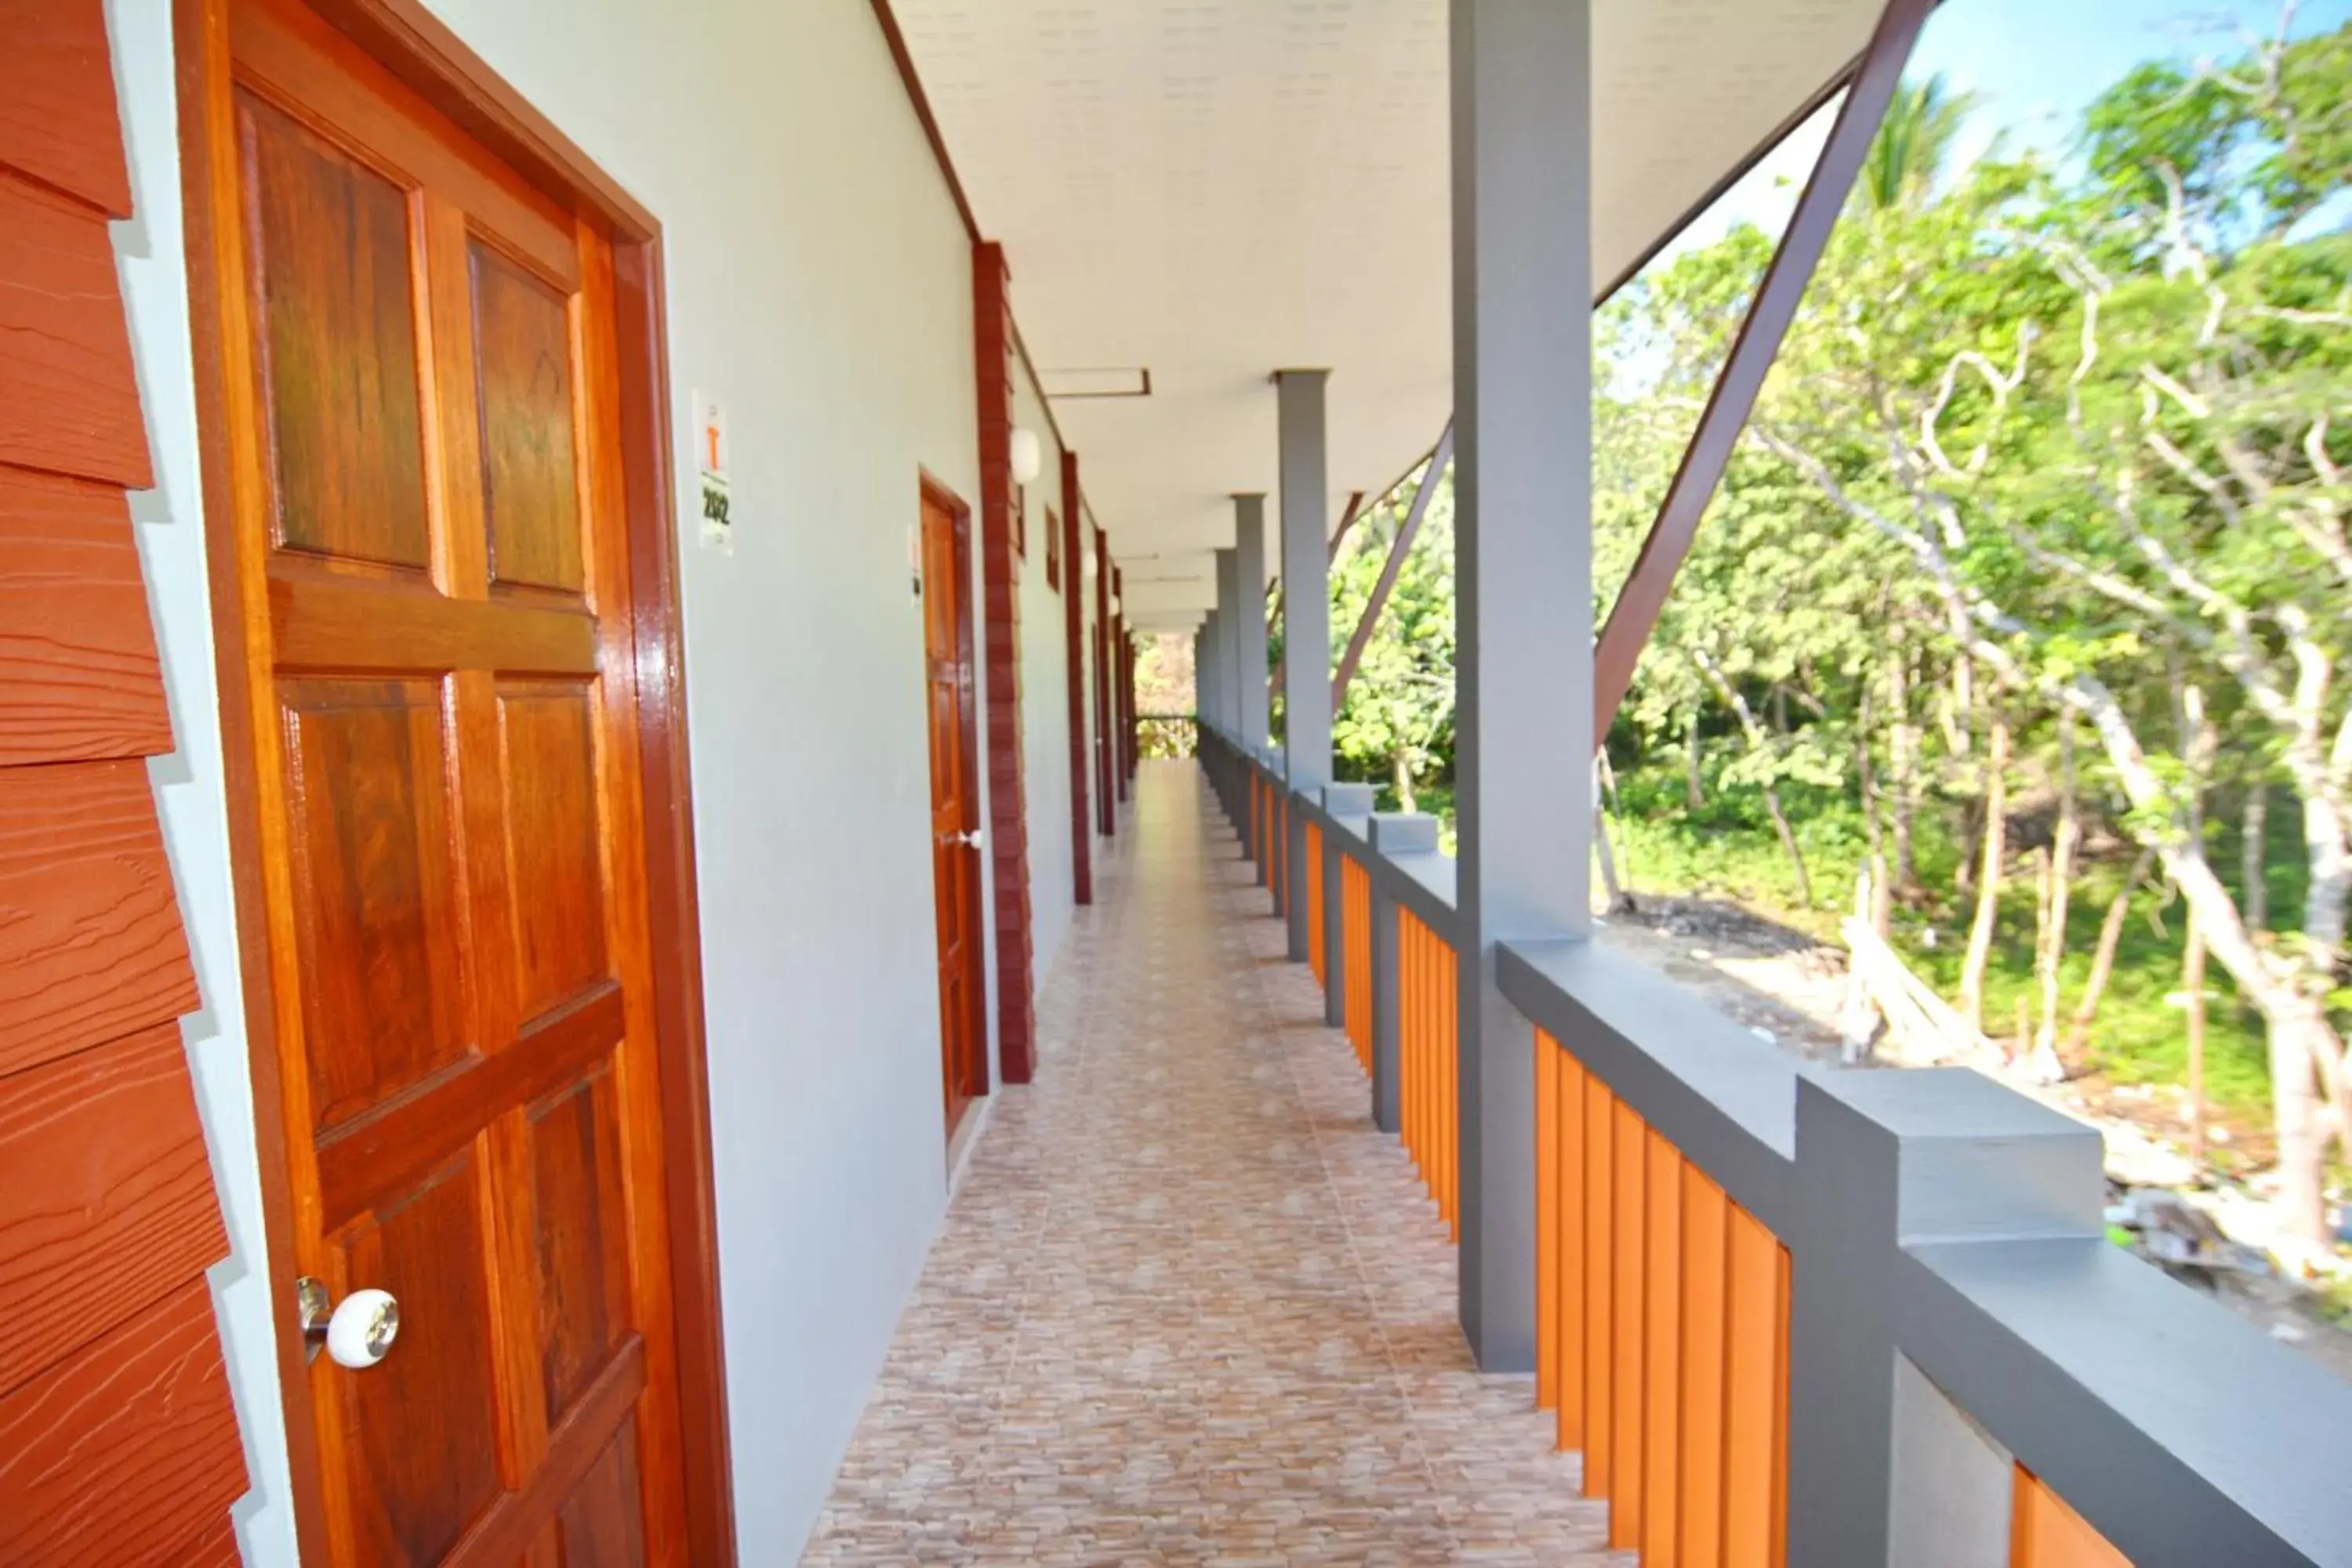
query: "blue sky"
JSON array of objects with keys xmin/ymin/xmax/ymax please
[{"xmin": 1657, "ymin": 0, "xmax": 2352, "ymax": 263}]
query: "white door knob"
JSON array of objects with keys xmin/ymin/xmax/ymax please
[{"xmin": 324, "ymin": 1287, "xmax": 400, "ymax": 1369}]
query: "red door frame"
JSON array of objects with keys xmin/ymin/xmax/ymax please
[{"xmin": 919, "ymin": 473, "xmax": 991, "ymax": 1136}]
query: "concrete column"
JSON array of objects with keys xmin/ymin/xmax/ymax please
[
  {"xmin": 1199, "ymin": 608, "xmax": 1218, "ymax": 735},
  {"xmin": 1276, "ymin": 369, "xmax": 1330, "ymax": 964},
  {"xmin": 1218, "ymin": 545, "xmax": 1247, "ymax": 796},
  {"xmin": 1202, "ymin": 612, "xmax": 1225, "ymax": 815},
  {"xmin": 1234, "ymin": 495, "xmax": 1270, "ymax": 759},
  {"xmin": 1449, "ymin": 0, "xmax": 1595, "ymax": 1370},
  {"xmin": 1365, "ymin": 812, "xmax": 1436, "ymax": 1134},
  {"xmin": 1214, "ymin": 548, "xmax": 1242, "ymax": 826}
]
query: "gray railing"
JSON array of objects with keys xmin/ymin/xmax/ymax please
[{"xmin": 1196, "ymin": 720, "xmax": 2352, "ymax": 1568}]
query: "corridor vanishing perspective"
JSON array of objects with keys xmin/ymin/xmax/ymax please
[{"xmin": 803, "ymin": 764, "xmax": 1616, "ymax": 1564}]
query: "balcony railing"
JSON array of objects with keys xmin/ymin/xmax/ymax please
[{"xmin": 1196, "ymin": 721, "xmax": 2352, "ymax": 1568}]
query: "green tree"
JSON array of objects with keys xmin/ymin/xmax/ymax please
[
  {"xmin": 1859, "ymin": 73, "xmax": 1980, "ymax": 215},
  {"xmin": 1736, "ymin": 18, "xmax": 2351, "ymax": 1250},
  {"xmin": 1330, "ymin": 471, "xmax": 1457, "ymax": 811}
]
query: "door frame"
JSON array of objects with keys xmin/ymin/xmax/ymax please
[
  {"xmin": 172, "ymin": 0, "xmax": 737, "ymax": 1559},
  {"xmin": 917, "ymin": 470, "xmax": 993, "ymax": 1140}
]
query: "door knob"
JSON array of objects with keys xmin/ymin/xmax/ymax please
[{"xmin": 297, "ymin": 1276, "xmax": 401, "ymax": 1369}]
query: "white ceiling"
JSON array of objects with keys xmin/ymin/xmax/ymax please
[{"xmin": 895, "ymin": 0, "xmax": 1880, "ymax": 623}]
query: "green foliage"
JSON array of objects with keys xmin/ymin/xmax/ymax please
[
  {"xmin": 2082, "ymin": 25, "xmax": 2352, "ymax": 241},
  {"xmin": 1324, "ymin": 12, "xmax": 2352, "ymax": 1146},
  {"xmin": 1330, "ymin": 464, "xmax": 1457, "ymax": 804}
]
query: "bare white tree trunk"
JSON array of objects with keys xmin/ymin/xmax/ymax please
[
  {"xmin": 1958, "ymin": 715, "xmax": 2010, "ymax": 1033},
  {"xmin": 2028, "ymin": 715, "xmax": 2081, "ymax": 1082},
  {"xmin": 1858, "ymin": 682, "xmax": 1892, "ymax": 936},
  {"xmin": 1889, "ymin": 642, "xmax": 1919, "ymax": 893},
  {"xmin": 2243, "ymin": 782, "xmax": 2269, "ymax": 933},
  {"xmin": 2185, "ymin": 913, "xmax": 2209, "ymax": 1168},
  {"xmin": 1685, "ymin": 710, "xmax": 1704, "ymax": 811},
  {"xmin": 2066, "ymin": 847, "xmax": 2154, "ymax": 1061}
]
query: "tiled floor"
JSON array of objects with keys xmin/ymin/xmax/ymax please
[{"xmin": 801, "ymin": 762, "xmax": 1618, "ymax": 1565}]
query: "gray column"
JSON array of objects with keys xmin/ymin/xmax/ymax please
[
  {"xmin": 1214, "ymin": 549, "xmax": 1241, "ymax": 826},
  {"xmin": 1199, "ymin": 612, "xmax": 1223, "ymax": 815},
  {"xmin": 1788, "ymin": 1070, "xmax": 2103, "ymax": 1566},
  {"xmin": 1449, "ymin": 0, "xmax": 1595, "ymax": 1372},
  {"xmin": 1218, "ymin": 546, "xmax": 1247, "ymax": 777},
  {"xmin": 1276, "ymin": 369, "xmax": 1331, "ymax": 964},
  {"xmin": 1234, "ymin": 495, "xmax": 1270, "ymax": 757},
  {"xmin": 1366, "ymin": 812, "xmax": 1436, "ymax": 1134},
  {"xmin": 1200, "ymin": 606, "xmax": 1220, "ymax": 737}
]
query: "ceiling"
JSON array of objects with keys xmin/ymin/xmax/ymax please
[{"xmin": 894, "ymin": 0, "xmax": 1882, "ymax": 632}]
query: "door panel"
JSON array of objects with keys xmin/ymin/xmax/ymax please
[
  {"xmin": 497, "ymin": 681, "xmax": 611, "ymax": 1016},
  {"xmin": 240, "ymin": 94, "xmax": 432, "ymax": 569},
  {"xmin": 527, "ymin": 1069, "xmax": 631, "ymax": 1421},
  {"xmin": 921, "ymin": 490, "xmax": 987, "ymax": 1139},
  {"xmin": 212, "ymin": 0, "xmax": 683, "ymax": 1559},
  {"xmin": 557, "ymin": 1425, "xmax": 648, "ymax": 1567},
  {"xmin": 337, "ymin": 1149, "xmax": 505, "ymax": 1565},
  {"xmin": 470, "ymin": 241, "xmax": 586, "ymax": 594},
  {"xmin": 279, "ymin": 677, "xmax": 467, "ymax": 1129}
]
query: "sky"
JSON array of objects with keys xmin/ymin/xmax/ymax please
[{"xmin": 1653, "ymin": 0, "xmax": 2352, "ymax": 267}]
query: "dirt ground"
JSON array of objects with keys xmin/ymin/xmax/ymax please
[{"xmin": 1592, "ymin": 892, "xmax": 2352, "ymax": 1385}]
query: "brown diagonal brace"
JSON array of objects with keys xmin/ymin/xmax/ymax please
[
  {"xmin": 1326, "ymin": 488, "xmax": 1370, "ymax": 564},
  {"xmin": 1588, "ymin": 0, "xmax": 1934, "ymax": 751},
  {"xmin": 1332, "ymin": 422, "xmax": 1454, "ymax": 710}
]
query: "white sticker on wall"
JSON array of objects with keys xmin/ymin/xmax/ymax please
[{"xmin": 694, "ymin": 390, "xmax": 731, "ymax": 554}]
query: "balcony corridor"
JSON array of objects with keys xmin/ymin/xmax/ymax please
[{"xmin": 802, "ymin": 761, "xmax": 1617, "ymax": 1565}]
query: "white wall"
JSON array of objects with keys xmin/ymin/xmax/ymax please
[
  {"xmin": 1011, "ymin": 361, "xmax": 1077, "ymax": 979},
  {"xmin": 105, "ymin": 0, "xmax": 1069, "ymax": 1559},
  {"xmin": 106, "ymin": 8, "xmax": 299, "ymax": 1559}
]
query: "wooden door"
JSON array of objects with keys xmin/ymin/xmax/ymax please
[
  {"xmin": 201, "ymin": 0, "xmax": 686, "ymax": 1559},
  {"xmin": 920, "ymin": 484, "xmax": 989, "ymax": 1140}
]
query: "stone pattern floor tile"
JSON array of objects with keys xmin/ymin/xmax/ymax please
[{"xmin": 802, "ymin": 764, "xmax": 1622, "ymax": 1565}]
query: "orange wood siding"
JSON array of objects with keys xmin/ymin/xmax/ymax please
[
  {"xmin": 1534, "ymin": 1032, "xmax": 1791, "ymax": 1567},
  {"xmin": 2012, "ymin": 1468, "xmax": 2132, "ymax": 1568},
  {"xmin": 0, "ymin": 6, "xmax": 248, "ymax": 1558},
  {"xmin": 0, "ymin": 468, "xmax": 172, "ymax": 764}
]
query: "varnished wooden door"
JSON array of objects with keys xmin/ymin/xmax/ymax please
[
  {"xmin": 200, "ymin": 0, "xmax": 687, "ymax": 1559},
  {"xmin": 920, "ymin": 485, "xmax": 989, "ymax": 1140}
]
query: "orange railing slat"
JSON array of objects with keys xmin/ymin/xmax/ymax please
[
  {"xmin": 1306, "ymin": 823, "xmax": 1325, "ymax": 985},
  {"xmin": 1610, "ymin": 1098, "xmax": 1646, "ymax": 1552},
  {"xmin": 1555, "ymin": 1050, "xmax": 1586, "ymax": 1450},
  {"xmin": 1679, "ymin": 1170, "xmax": 1730, "ymax": 1568},
  {"xmin": 1722, "ymin": 1206, "xmax": 1787, "ymax": 1568},
  {"xmin": 2011, "ymin": 1468, "xmax": 2131, "ymax": 1568},
  {"xmin": 1582, "ymin": 1078, "xmax": 1616, "ymax": 1498},
  {"xmin": 1537, "ymin": 1039, "xmax": 1562, "ymax": 1412},
  {"xmin": 1430, "ymin": 945, "xmax": 1449, "ymax": 1241},
  {"xmin": 1529, "ymin": 1032, "xmax": 1793, "ymax": 1568},
  {"xmin": 1642, "ymin": 1128, "xmax": 1683, "ymax": 1562}
]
